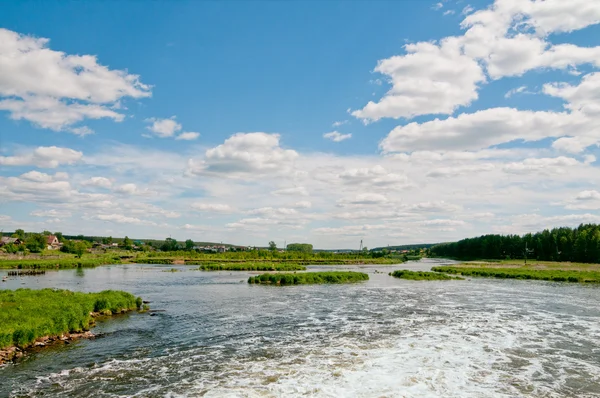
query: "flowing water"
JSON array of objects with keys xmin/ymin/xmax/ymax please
[{"xmin": 1, "ymin": 259, "xmax": 600, "ymax": 397}]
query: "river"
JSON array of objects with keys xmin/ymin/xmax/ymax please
[{"xmin": 1, "ymin": 259, "xmax": 600, "ymax": 397}]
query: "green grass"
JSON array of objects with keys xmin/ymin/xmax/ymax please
[
  {"xmin": 0, "ymin": 256, "xmax": 122, "ymax": 269},
  {"xmin": 133, "ymin": 258, "xmax": 174, "ymax": 264},
  {"xmin": 432, "ymin": 266, "xmax": 600, "ymax": 283},
  {"xmin": 198, "ymin": 262, "xmax": 306, "ymax": 271},
  {"xmin": 0, "ymin": 289, "xmax": 143, "ymax": 350},
  {"xmin": 248, "ymin": 271, "xmax": 369, "ymax": 285},
  {"xmin": 389, "ymin": 270, "xmax": 464, "ymax": 280}
]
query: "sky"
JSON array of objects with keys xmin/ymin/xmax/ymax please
[{"xmin": 1, "ymin": 0, "xmax": 600, "ymax": 249}]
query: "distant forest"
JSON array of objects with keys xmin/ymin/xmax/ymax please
[
  {"xmin": 429, "ymin": 224, "xmax": 600, "ymax": 263},
  {"xmin": 371, "ymin": 243, "xmax": 437, "ymax": 252}
]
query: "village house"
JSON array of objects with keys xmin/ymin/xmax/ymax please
[
  {"xmin": 0, "ymin": 237, "xmax": 22, "ymax": 247},
  {"xmin": 46, "ymin": 235, "xmax": 61, "ymax": 250}
]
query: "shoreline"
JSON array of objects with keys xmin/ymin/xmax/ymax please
[{"xmin": 0, "ymin": 309, "xmax": 138, "ymax": 366}]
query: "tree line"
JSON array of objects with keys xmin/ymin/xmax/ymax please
[{"xmin": 429, "ymin": 223, "xmax": 600, "ymax": 263}]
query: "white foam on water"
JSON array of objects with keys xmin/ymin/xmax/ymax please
[{"xmin": 9, "ymin": 281, "xmax": 600, "ymax": 397}]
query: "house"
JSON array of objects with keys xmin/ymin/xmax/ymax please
[
  {"xmin": 0, "ymin": 237, "xmax": 22, "ymax": 247},
  {"xmin": 46, "ymin": 235, "xmax": 61, "ymax": 250}
]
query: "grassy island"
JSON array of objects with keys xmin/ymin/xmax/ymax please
[
  {"xmin": 389, "ymin": 270, "xmax": 464, "ymax": 280},
  {"xmin": 248, "ymin": 271, "xmax": 369, "ymax": 285},
  {"xmin": 432, "ymin": 265, "xmax": 600, "ymax": 283},
  {"xmin": 198, "ymin": 262, "xmax": 306, "ymax": 271},
  {"xmin": 0, "ymin": 289, "xmax": 144, "ymax": 363}
]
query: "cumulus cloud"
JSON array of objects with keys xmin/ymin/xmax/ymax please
[
  {"xmin": 145, "ymin": 117, "xmax": 181, "ymax": 138},
  {"xmin": 323, "ymin": 131, "xmax": 352, "ymax": 142},
  {"xmin": 271, "ymin": 186, "xmax": 309, "ymax": 196},
  {"xmin": 0, "ymin": 28, "xmax": 150, "ymax": 132},
  {"xmin": 191, "ymin": 203, "xmax": 234, "ymax": 213},
  {"xmin": 352, "ymin": 38, "xmax": 486, "ymax": 121},
  {"xmin": 338, "ymin": 193, "xmax": 389, "ymax": 206},
  {"xmin": 187, "ymin": 133, "xmax": 299, "ymax": 177},
  {"xmin": 0, "ymin": 146, "xmax": 82, "ymax": 168},
  {"xmin": 81, "ymin": 177, "xmax": 112, "ymax": 188},
  {"xmin": 30, "ymin": 209, "xmax": 72, "ymax": 218},
  {"xmin": 92, "ymin": 213, "xmax": 155, "ymax": 225},
  {"xmin": 502, "ymin": 157, "xmax": 579, "ymax": 175},
  {"xmin": 176, "ymin": 132, "xmax": 200, "ymax": 141}
]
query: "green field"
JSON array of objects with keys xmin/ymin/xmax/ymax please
[
  {"xmin": 0, "ymin": 289, "xmax": 143, "ymax": 350},
  {"xmin": 248, "ymin": 271, "xmax": 369, "ymax": 285},
  {"xmin": 390, "ymin": 270, "xmax": 464, "ymax": 280},
  {"xmin": 432, "ymin": 266, "xmax": 600, "ymax": 283}
]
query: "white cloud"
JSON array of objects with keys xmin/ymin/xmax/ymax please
[
  {"xmin": 502, "ymin": 157, "xmax": 579, "ymax": 175},
  {"xmin": 271, "ymin": 186, "xmax": 309, "ymax": 196},
  {"xmin": 145, "ymin": 117, "xmax": 181, "ymax": 138},
  {"xmin": 81, "ymin": 177, "xmax": 112, "ymax": 189},
  {"xmin": 30, "ymin": 209, "xmax": 72, "ymax": 218},
  {"xmin": 427, "ymin": 163, "xmax": 495, "ymax": 178},
  {"xmin": 380, "ymin": 107, "xmax": 574, "ymax": 152},
  {"xmin": 187, "ymin": 133, "xmax": 299, "ymax": 177},
  {"xmin": 0, "ymin": 28, "xmax": 150, "ymax": 131},
  {"xmin": 191, "ymin": 203, "xmax": 233, "ymax": 213},
  {"xmin": 113, "ymin": 183, "xmax": 153, "ymax": 196},
  {"xmin": 0, "ymin": 146, "xmax": 82, "ymax": 168},
  {"xmin": 338, "ymin": 165, "xmax": 411, "ymax": 188},
  {"xmin": 338, "ymin": 193, "xmax": 389, "ymax": 206},
  {"xmin": 92, "ymin": 213, "xmax": 155, "ymax": 225},
  {"xmin": 176, "ymin": 132, "xmax": 200, "ymax": 141},
  {"xmin": 293, "ymin": 201, "xmax": 312, "ymax": 209},
  {"xmin": 323, "ymin": 131, "xmax": 352, "ymax": 142},
  {"xmin": 352, "ymin": 38, "xmax": 486, "ymax": 121},
  {"xmin": 544, "ymin": 72, "xmax": 600, "ymax": 115},
  {"xmin": 576, "ymin": 190, "xmax": 600, "ymax": 201},
  {"xmin": 332, "ymin": 120, "xmax": 348, "ymax": 127},
  {"xmin": 504, "ymin": 86, "xmax": 528, "ymax": 98},
  {"xmin": 444, "ymin": 10, "xmax": 455, "ymax": 16}
]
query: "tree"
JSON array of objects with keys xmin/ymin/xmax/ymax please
[
  {"xmin": 161, "ymin": 237, "xmax": 178, "ymax": 252},
  {"xmin": 25, "ymin": 233, "xmax": 46, "ymax": 253},
  {"xmin": 74, "ymin": 241, "xmax": 88, "ymax": 258},
  {"xmin": 268, "ymin": 241, "xmax": 277, "ymax": 251},
  {"xmin": 286, "ymin": 243, "xmax": 313, "ymax": 253},
  {"xmin": 102, "ymin": 236, "xmax": 113, "ymax": 245},
  {"xmin": 13, "ymin": 229, "xmax": 25, "ymax": 240},
  {"xmin": 123, "ymin": 236, "xmax": 133, "ymax": 250},
  {"xmin": 185, "ymin": 239, "xmax": 195, "ymax": 251},
  {"xmin": 54, "ymin": 232, "xmax": 64, "ymax": 242},
  {"xmin": 42, "ymin": 230, "xmax": 52, "ymax": 236}
]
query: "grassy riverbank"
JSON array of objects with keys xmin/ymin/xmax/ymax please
[
  {"xmin": 248, "ymin": 271, "xmax": 369, "ymax": 285},
  {"xmin": 390, "ymin": 270, "xmax": 464, "ymax": 280},
  {"xmin": 432, "ymin": 264, "xmax": 600, "ymax": 283},
  {"xmin": 0, "ymin": 289, "xmax": 143, "ymax": 352},
  {"xmin": 0, "ymin": 256, "xmax": 123, "ymax": 269}
]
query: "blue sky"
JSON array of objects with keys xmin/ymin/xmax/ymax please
[{"xmin": 1, "ymin": 0, "xmax": 600, "ymax": 248}]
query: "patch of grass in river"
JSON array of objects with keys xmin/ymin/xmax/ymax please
[
  {"xmin": 248, "ymin": 271, "xmax": 369, "ymax": 285},
  {"xmin": 389, "ymin": 270, "xmax": 464, "ymax": 280}
]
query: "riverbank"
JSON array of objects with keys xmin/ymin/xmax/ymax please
[
  {"xmin": 432, "ymin": 261, "xmax": 600, "ymax": 283},
  {"xmin": 0, "ymin": 289, "xmax": 144, "ymax": 365}
]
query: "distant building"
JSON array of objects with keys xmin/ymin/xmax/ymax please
[
  {"xmin": 46, "ymin": 235, "xmax": 61, "ymax": 250},
  {"xmin": 0, "ymin": 237, "xmax": 22, "ymax": 247}
]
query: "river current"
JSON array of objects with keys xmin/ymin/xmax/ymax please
[{"xmin": 1, "ymin": 259, "xmax": 600, "ymax": 397}]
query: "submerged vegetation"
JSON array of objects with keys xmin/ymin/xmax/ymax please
[
  {"xmin": 248, "ymin": 271, "xmax": 369, "ymax": 285},
  {"xmin": 389, "ymin": 270, "xmax": 464, "ymax": 280},
  {"xmin": 432, "ymin": 266, "xmax": 600, "ymax": 283},
  {"xmin": 0, "ymin": 289, "xmax": 143, "ymax": 351}
]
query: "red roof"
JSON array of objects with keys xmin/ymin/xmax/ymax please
[{"xmin": 47, "ymin": 235, "xmax": 58, "ymax": 244}]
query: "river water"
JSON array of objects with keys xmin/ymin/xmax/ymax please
[{"xmin": 1, "ymin": 259, "xmax": 600, "ymax": 397}]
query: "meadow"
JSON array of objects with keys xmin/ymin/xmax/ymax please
[{"xmin": 432, "ymin": 265, "xmax": 600, "ymax": 283}]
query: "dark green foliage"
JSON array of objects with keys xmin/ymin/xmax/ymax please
[
  {"xmin": 161, "ymin": 238, "xmax": 179, "ymax": 252},
  {"xmin": 25, "ymin": 233, "xmax": 46, "ymax": 253},
  {"xmin": 197, "ymin": 263, "xmax": 306, "ymax": 271},
  {"xmin": 429, "ymin": 224, "xmax": 600, "ymax": 263},
  {"xmin": 286, "ymin": 243, "xmax": 313, "ymax": 253},
  {"xmin": 133, "ymin": 258, "xmax": 174, "ymax": 264},
  {"xmin": 390, "ymin": 270, "xmax": 464, "ymax": 280},
  {"xmin": 248, "ymin": 271, "xmax": 369, "ymax": 285},
  {"xmin": 122, "ymin": 236, "xmax": 133, "ymax": 250},
  {"xmin": 185, "ymin": 239, "xmax": 195, "ymax": 251},
  {"xmin": 0, "ymin": 289, "xmax": 141, "ymax": 349},
  {"xmin": 432, "ymin": 266, "xmax": 600, "ymax": 283}
]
